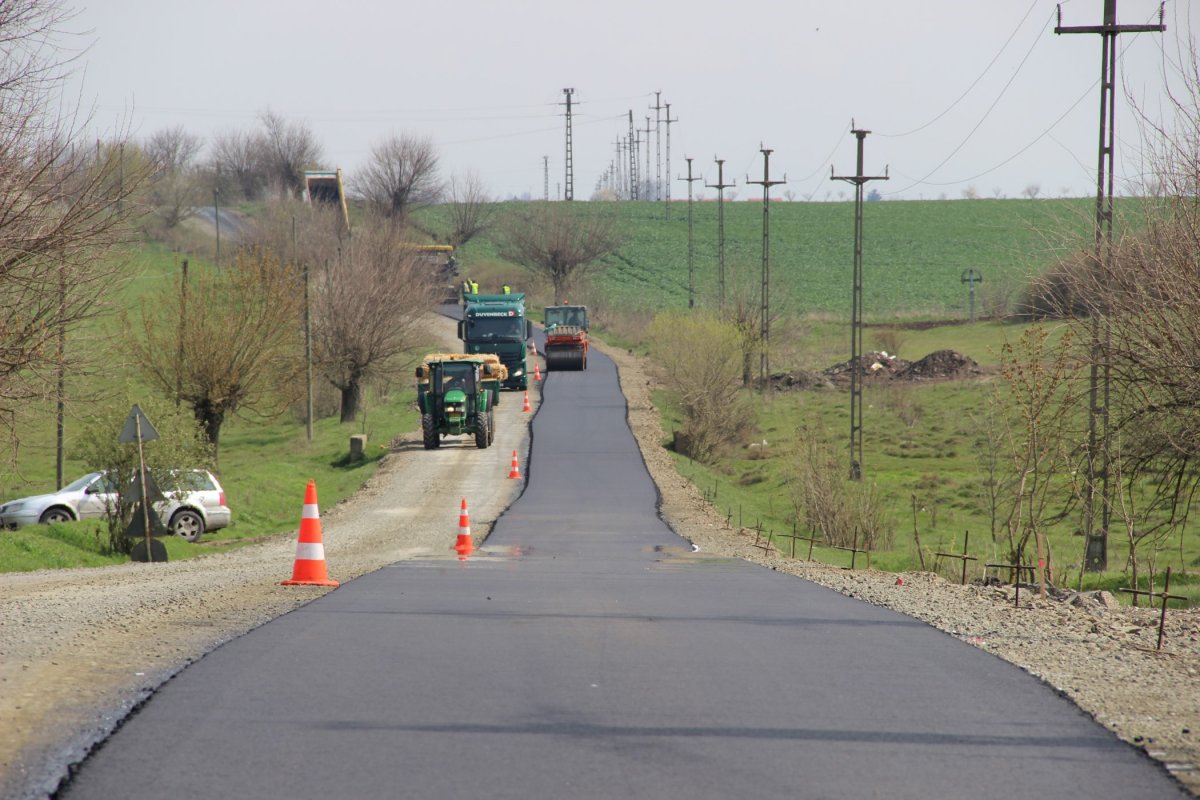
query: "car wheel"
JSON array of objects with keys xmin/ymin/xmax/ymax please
[
  {"xmin": 39, "ymin": 507, "xmax": 74, "ymax": 524},
  {"xmin": 169, "ymin": 509, "xmax": 205, "ymax": 542}
]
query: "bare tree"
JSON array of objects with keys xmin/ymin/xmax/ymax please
[
  {"xmin": 0, "ymin": 0, "xmax": 145, "ymax": 409},
  {"xmin": 1022, "ymin": 183, "xmax": 1041, "ymax": 200},
  {"xmin": 443, "ymin": 171, "xmax": 495, "ymax": 247},
  {"xmin": 256, "ymin": 110, "xmax": 323, "ymax": 199},
  {"xmin": 209, "ymin": 128, "xmax": 264, "ymax": 201},
  {"xmin": 309, "ymin": 215, "xmax": 440, "ymax": 422},
  {"xmin": 144, "ymin": 126, "xmax": 203, "ymax": 229},
  {"xmin": 353, "ymin": 133, "xmax": 442, "ymax": 219},
  {"xmin": 127, "ymin": 249, "xmax": 304, "ymax": 461},
  {"xmin": 499, "ymin": 203, "xmax": 623, "ymax": 303}
]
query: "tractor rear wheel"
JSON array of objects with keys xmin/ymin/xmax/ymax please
[
  {"xmin": 475, "ymin": 413, "xmax": 490, "ymax": 449},
  {"xmin": 422, "ymin": 414, "xmax": 440, "ymax": 449}
]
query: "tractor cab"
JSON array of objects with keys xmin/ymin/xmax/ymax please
[{"xmin": 544, "ymin": 304, "xmax": 588, "ymax": 331}]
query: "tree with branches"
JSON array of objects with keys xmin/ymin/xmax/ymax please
[
  {"xmin": 443, "ymin": 170, "xmax": 495, "ymax": 247},
  {"xmin": 499, "ymin": 203, "xmax": 623, "ymax": 303},
  {"xmin": 128, "ymin": 249, "xmax": 304, "ymax": 461},
  {"xmin": 353, "ymin": 133, "xmax": 442, "ymax": 220},
  {"xmin": 0, "ymin": 0, "xmax": 145, "ymax": 411},
  {"xmin": 256, "ymin": 111, "xmax": 324, "ymax": 199},
  {"xmin": 144, "ymin": 125, "xmax": 204, "ymax": 229}
]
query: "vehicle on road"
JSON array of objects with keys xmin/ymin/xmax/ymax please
[
  {"xmin": 459, "ymin": 292, "xmax": 532, "ymax": 390},
  {"xmin": 543, "ymin": 304, "xmax": 589, "ymax": 370},
  {"xmin": 0, "ymin": 469, "xmax": 231, "ymax": 542},
  {"xmin": 416, "ymin": 354, "xmax": 507, "ymax": 449}
]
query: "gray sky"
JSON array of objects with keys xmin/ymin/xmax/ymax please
[{"xmin": 69, "ymin": 0, "xmax": 1194, "ymax": 201}]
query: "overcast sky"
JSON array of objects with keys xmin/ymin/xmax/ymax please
[{"xmin": 68, "ymin": 0, "xmax": 1194, "ymax": 202}]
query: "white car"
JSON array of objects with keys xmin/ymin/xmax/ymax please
[{"xmin": 0, "ymin": 469, "xmax": 231, "ymax": 542}]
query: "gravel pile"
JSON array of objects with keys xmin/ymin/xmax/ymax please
[{"xmin": 0, "ymin": 320, "xmax": 1196, "ymax": 798}]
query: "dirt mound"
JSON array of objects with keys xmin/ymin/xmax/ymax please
[
  {"xmin": 894, "ymin": 349, "xmax": 982, "ymax": 381},
  {"xmin": 822, "ymin": 351, "xmax": 910, "ymax": 387}
]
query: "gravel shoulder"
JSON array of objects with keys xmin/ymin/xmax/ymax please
[{"xmin": 1, "ymin": 319, "xmax": 1197, "ymax": 798}]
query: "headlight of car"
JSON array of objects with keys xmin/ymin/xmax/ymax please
[{"xmin": 4, "ymin": 501, "xmax": 23, "ymax": 512}]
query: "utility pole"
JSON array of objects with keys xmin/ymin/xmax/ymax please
[
  {"xmin": 747, "ymin": 146, "xmax": 786, "ymax": 390},
  {"xmin": 628, "ymin": 111, "xmax": 639, "ymax": 200},
  {"xmin": 642, "ymin": 116, "xmax": 653, "ymax": 201},
  {"xmin": 832, "ymin": 125, "xmax": 888, "ymax": 482},
  {"xmin": 613, "ymin": 138, "xmax": 624, "ymax": 198},
  {"xmin": 678, "ymin": 156, "xmax": 702, "ymax": 309},
  {"xmin": 1056, "ymin": 0, "xmax": 1164, "ymax": 572},
  {"xmin": 651, "ymin": 91, "xmax": 664, "ymax": 201},
  {"xmin": 706, "ymin": 158, "xmax": 735, "ymax": 310},
  {"xmin": 55, "ymin": 256, "xmax": 66, "ymax": 489},
  {"xmin": 543, "ymin": 155, "xmax": 549, "ymax": 202},
  {"xmin": 562, "ymin": 88, "xmax": 575, "ymax": 201},
  {"xmin": 664, "ymin": 103, "xmax": 679, "ymax": 219},
  {"xmin": 213, "ymin": 187, "xmax": 220, "ymax": 267}
]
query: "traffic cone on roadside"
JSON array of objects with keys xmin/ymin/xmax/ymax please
[
  {"xmin": 282, "ymin": 480, "xmax": 339, "ymax": 587},
  {"xmin": 522, "ymin": 392, "xmax": 531, "ymax": 412},
  {"xmin": 508, "ymin": 450, "xmax": 522, "ymax": 480},
  {"xmin": 534, "ymin": 362, "xmax": 541, "ymax": 381},
  {"xmin": 455, "ymin": 497, "xmax": 474, "ymax": 559}
]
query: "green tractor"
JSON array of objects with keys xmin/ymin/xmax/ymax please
[{"xmin": 416, "ymin": 354, "xmax": 507, "ymax": 449}]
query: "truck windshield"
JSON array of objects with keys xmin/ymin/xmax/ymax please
[{"xmin": 467, "ymin": 316, "xmax": 524, "ymax": 340}]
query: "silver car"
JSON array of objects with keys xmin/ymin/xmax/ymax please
[{"xmin": 0, "ymin": 469, "xmax": 231, "ymax": 542}]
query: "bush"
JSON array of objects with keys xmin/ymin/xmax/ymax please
[
  {"xmin": 648, "ymin": 311, "xmax": 753, "ymax": 463},
  {"xmin": 790, "ymin": 430, "xmax": 895, "ymax": 551}
]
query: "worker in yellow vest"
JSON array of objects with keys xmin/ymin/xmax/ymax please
[
  {"xmin": 470, "ymin": 279, "xmax": 479, "ymax": 294},
  {"xmin": 502, "ymin": 284, "xmax": 511, "ymax": 294}
]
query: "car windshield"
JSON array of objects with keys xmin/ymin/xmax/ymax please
[
  {"xmin": 468, "ymin": 316, "xmax": 523, "ymax": 340},
  {"xmin": 61, "ymin": 473, "xmax": 104, "ymax": 493}
]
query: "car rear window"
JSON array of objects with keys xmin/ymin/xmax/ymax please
[{"xmin": 177, "ymin": 471, "xmax": 215, "ymax": 491}]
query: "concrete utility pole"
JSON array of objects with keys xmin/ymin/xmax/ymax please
[
  {"xmin": 706, "ymin": 158, "xmax": 736, "ymax": 311},
  {"xmin": 543, "ymin": 155, "xmax": 549, "ymax": 202},
  {"xmin": 1055, "ymin": 0, "xmax": 1164, "ymax": 572},
  {"xmin": 651, "ymin": 91, "xmax": 664, "ymax": 201},
  {"xmin": 664, "ymin": 103, "xmax": 679, "ymax": 219},
  {"xmin": 562, "ymin": 88, "xmax": 575, "ymax": 201},
  {"xmin": 747, "ymin": 146, "xmax": 786, "ymax": 389},
  {"xmin": 628, "ymin": 111, "xmax": 639, "ymax": 200},
  {"xmin": 832, "ymin": 125, "xmax": 888, "ymax": 482},
  {"xmin": 677, "ymin": 156, "xmax": 702, "ymax": 309},
  {"xmin": 642, "ymin": 116, "xmax": 653, "ymax": 200},
  {"xmin": 613, "ymin": 138, "xmax": 624, "ymax": 198}
]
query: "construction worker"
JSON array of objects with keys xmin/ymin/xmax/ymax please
[
  {"xmin": 470, "ymin": 278, "xmax": 479, "ymax": 294},
  {"xmin": 461, "ymin": 277, "xmax": 471, "ymax": 299},
  {"xmin": 502, "ymin": 284, "xmax": 511, "ymax": 294}
]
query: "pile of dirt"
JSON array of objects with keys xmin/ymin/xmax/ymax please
[
  {"xmin": 822, "ymin": 351, "xmax": 910, "ymax": 387},
  {"xmin": 894, "ymin": 349, "xmax": 983, "ymax": 381},
  {"xmin": 768, "ymin": 349, "xmax": 982, "ymax": 391}
]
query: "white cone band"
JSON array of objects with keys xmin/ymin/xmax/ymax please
[
  {"xmin": 295, "ymin": 542, "xmax": 325, "ymax": 561},
  {"xmin": 302, "ymin": 503, "xmax": 320, "ymax": 519}
]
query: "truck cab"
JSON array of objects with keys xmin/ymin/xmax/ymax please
[{"xmin": 459, "ymin": 293, "xmax": 532, "ymax": 390}]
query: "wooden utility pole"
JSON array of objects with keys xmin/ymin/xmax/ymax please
[
  {"xmin": 746, "ymin": 146, "xmax": 786, "ymax": 389},
  {"xmin": 833, "ymin": 125, "xmax": 888, "ymax": 481},
  {"xmin": 677, "ymin": 156, "xmax": 702, "ymax": 309},
  {"xmin": 706, "ymin": 159, "xmax": 735, "ymax": 311},
  {"xmin": 1055, "ymin": 0, "xmax": 1164, "ymax": 571}
]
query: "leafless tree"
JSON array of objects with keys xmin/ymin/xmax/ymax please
[
  {"xmin": 127, "ymin": 249, "xmax": 304, "ymax": 461},
  {"xmin": 1022, "ymin": 183, "xmax": 1041, "ymax": 200},
  {"xmin": 248, "ymin": 205, "xmax": 442, "ymax": 422},
  {"xmin": 209, "ymin": 128, "xmax": 265, "ymax": 200},
  {"xmin": 0, "ymin": 0, "xmax": 145, "ymax": 409},
  {"xmin": 256, "ymin": 110, "xmax": 324, "ymax": 199},
  {"xmin": 352, "ymin": 133, "xmax": 442, "ymax": 219},
  {"xmin": 144, "ymin": 125, "xmax": 203, "ymax": 229},
  {"xmin": 443, "ymin": 171, "xmax": 495, "ymax": 247},
  {"xmin": 498, "ymin": 203, "xmax": 624, "ymax": 303}
]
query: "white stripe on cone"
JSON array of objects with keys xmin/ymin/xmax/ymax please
[
  {"xmin": 302, "ymin": 503, "xmax": 320, "ymax": 519},
  {"xmin": 295, "ymin": 542, "xmax": 325, "ymax": 561}
]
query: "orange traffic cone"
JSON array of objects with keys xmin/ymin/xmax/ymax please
[
  {"xmin": 282, "ymin": 480, "xmax": 339, "ymax": 587},
  {"xmin": 534, "ymin": 362, "xmax": 541, "ymax": 381},
  {"xmin": 508, "ymin": 450, "xmax": 522, "ymax": 480},
  {"xmin": 455, "ymin": 497, "xmax": 474, "ymax": 559},
  {"xmin": 522, "ymin": 392, "xmax": 531, "ymax": 412}
]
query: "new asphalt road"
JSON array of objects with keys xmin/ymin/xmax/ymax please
[{"xmin": 60, "ymin": 342, "xmax": 1188, "ymax": 799}]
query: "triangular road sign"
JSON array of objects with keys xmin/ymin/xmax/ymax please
[{"xmin": 118, "ymin": 404, "xmax": 160, "ymax": 444}]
